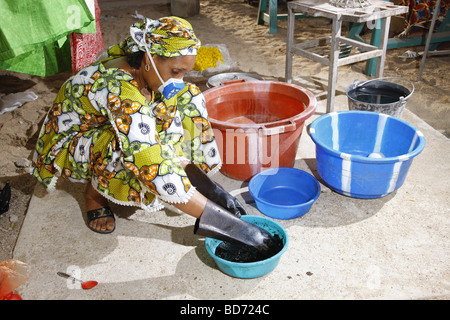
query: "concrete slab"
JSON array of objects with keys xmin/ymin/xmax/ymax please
[{"xmin": 13, "ymin": 97, "xmax": 450, "ymax": 299}]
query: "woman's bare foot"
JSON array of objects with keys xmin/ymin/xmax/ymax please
[{"xmin": 84, "ymin": 183, "xmax": 115, "ymax": 233}]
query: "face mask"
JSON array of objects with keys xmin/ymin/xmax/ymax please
[
  {"xmin": 158, "ymin": 78, "xmax": 185, "ymax": 100},
  {"xmin": 146, "ymin": 49, "xmax": 185, "ymax": 100}
]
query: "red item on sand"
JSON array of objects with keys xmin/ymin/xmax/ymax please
[{"xmin": 0, "ymin": 260, "xmax": 29, "ymax": 300}]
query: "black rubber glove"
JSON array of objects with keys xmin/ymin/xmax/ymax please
[
  {"xmin": 0, "ymin": 182, "xmax": 11, "ymax": 216},
  {"xmin": 194, "ymin": 200, "xmax": 281, "ymax": 257},
  {"xmin": 185, "ymin": 163, "xmax": 247, "ymax": 217}
]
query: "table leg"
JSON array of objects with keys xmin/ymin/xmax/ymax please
[
  {"xmin": 327, "ymin": 16, "xmax": 342, "ymax": 113},
  {"xmin": 364, "ymin": 19, "xmax": 381, "ymax": 76},
  {"xmin": 285, "ymin": 5, "xmax": 295, "ymax": 83},
  {"xmin": 269, "ymin": 0, "xmax": 278, "ymax": 34},
  {"xmin": 376, "ymin": 16, "xmax": 390, "ymax": 78},
  {"xmin": 257, "ymin": 0, "xmax": 267, "ymax": 26},
  {"xmin": 418, "ymin": 0, "xmax": 442, "ymax": 80}
]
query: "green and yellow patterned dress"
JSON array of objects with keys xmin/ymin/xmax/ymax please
[{"xmin": 30, "ymin": 61, "xmax": 222, "ymax": 212}]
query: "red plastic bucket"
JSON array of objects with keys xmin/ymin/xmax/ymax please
[{"xmin": 203, "ymin": 80, "xmax": 317, "ymax": 181}]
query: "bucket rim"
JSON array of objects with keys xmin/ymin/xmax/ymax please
[
  {"xmin": 308, "ymin": 111, "xmax": 426, "ymax": 164},
  {"xmin": 203, "ymin": 80, "xmax": 317, "ymax": 132},
  {"xmin": 346, "ymin": 77, "xmax": 415, "ymax": 104}
]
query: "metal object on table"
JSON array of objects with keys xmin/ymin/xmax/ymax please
[
  {"xmin": 285, "ymin": 0, "xmax": 408, "ymax": 113},
  {"xmin": 207, "ymin": 72, "xmax": 264, "ymax": 88},
  {"xmin": 329, "ymin": 0, "xmax": 372, "ymax": 8}
]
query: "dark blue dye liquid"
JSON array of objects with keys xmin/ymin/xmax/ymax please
[{"xmin": 348, "ymin": 85, "xmax": 409, "ymax": 104}]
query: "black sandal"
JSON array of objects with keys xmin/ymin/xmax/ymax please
[{"xmin": 86, "ymin": 206, "xmax": 116, "ymax": 234}]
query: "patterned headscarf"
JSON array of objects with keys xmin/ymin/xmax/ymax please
[{"xmin": 118, "ymin": 16, "xmax": 201, "ymax": 57}]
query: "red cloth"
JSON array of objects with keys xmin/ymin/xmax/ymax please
[
  {"xmin": 69, "ymin": 0, "xmax": 104, "ymax": 74},
  {"xmin": 398, "ymin": 0, "xmax": 450, "ymax": 31}
]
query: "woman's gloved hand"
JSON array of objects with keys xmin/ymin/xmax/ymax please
[
  {"xmin": 194, "ymin": 200, "xmax": 281, "ymax": 256},
  {"xmin": 184, "ymin": 163, "xmax": 247, "ymax": 217}
]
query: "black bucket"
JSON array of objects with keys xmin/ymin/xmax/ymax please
[{"xmin": 346, "ymin": 77, "xmax": 414, "ymax": 118}]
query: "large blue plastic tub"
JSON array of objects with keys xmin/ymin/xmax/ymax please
[
  {"xmin": 205, "ymin": 215, "xmax": 288, "ymax": 279},
  {"xmin": 309, "ymin": 111, "xmax": 425, "ymax": 199},
  {"xmin": 249, "ymin": 167, "xmax": 321, "ymax": 219}
]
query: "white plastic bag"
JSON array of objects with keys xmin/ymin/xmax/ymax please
[
  {"xmin": 187, "ymin": 44, "xmax": 238, "ymax": 79},
  {"xmin": 0, "ymin": 91, "xmax": 38, "ymax": 115}
]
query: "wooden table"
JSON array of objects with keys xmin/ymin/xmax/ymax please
[{"xmin": 285, "ymin": 0, "xmax": 408, "ymax": 112}]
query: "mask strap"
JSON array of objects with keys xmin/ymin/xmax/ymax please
[{"xmin": 145, "ymin": 47, "xmax": 165, "ymax": 86}]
